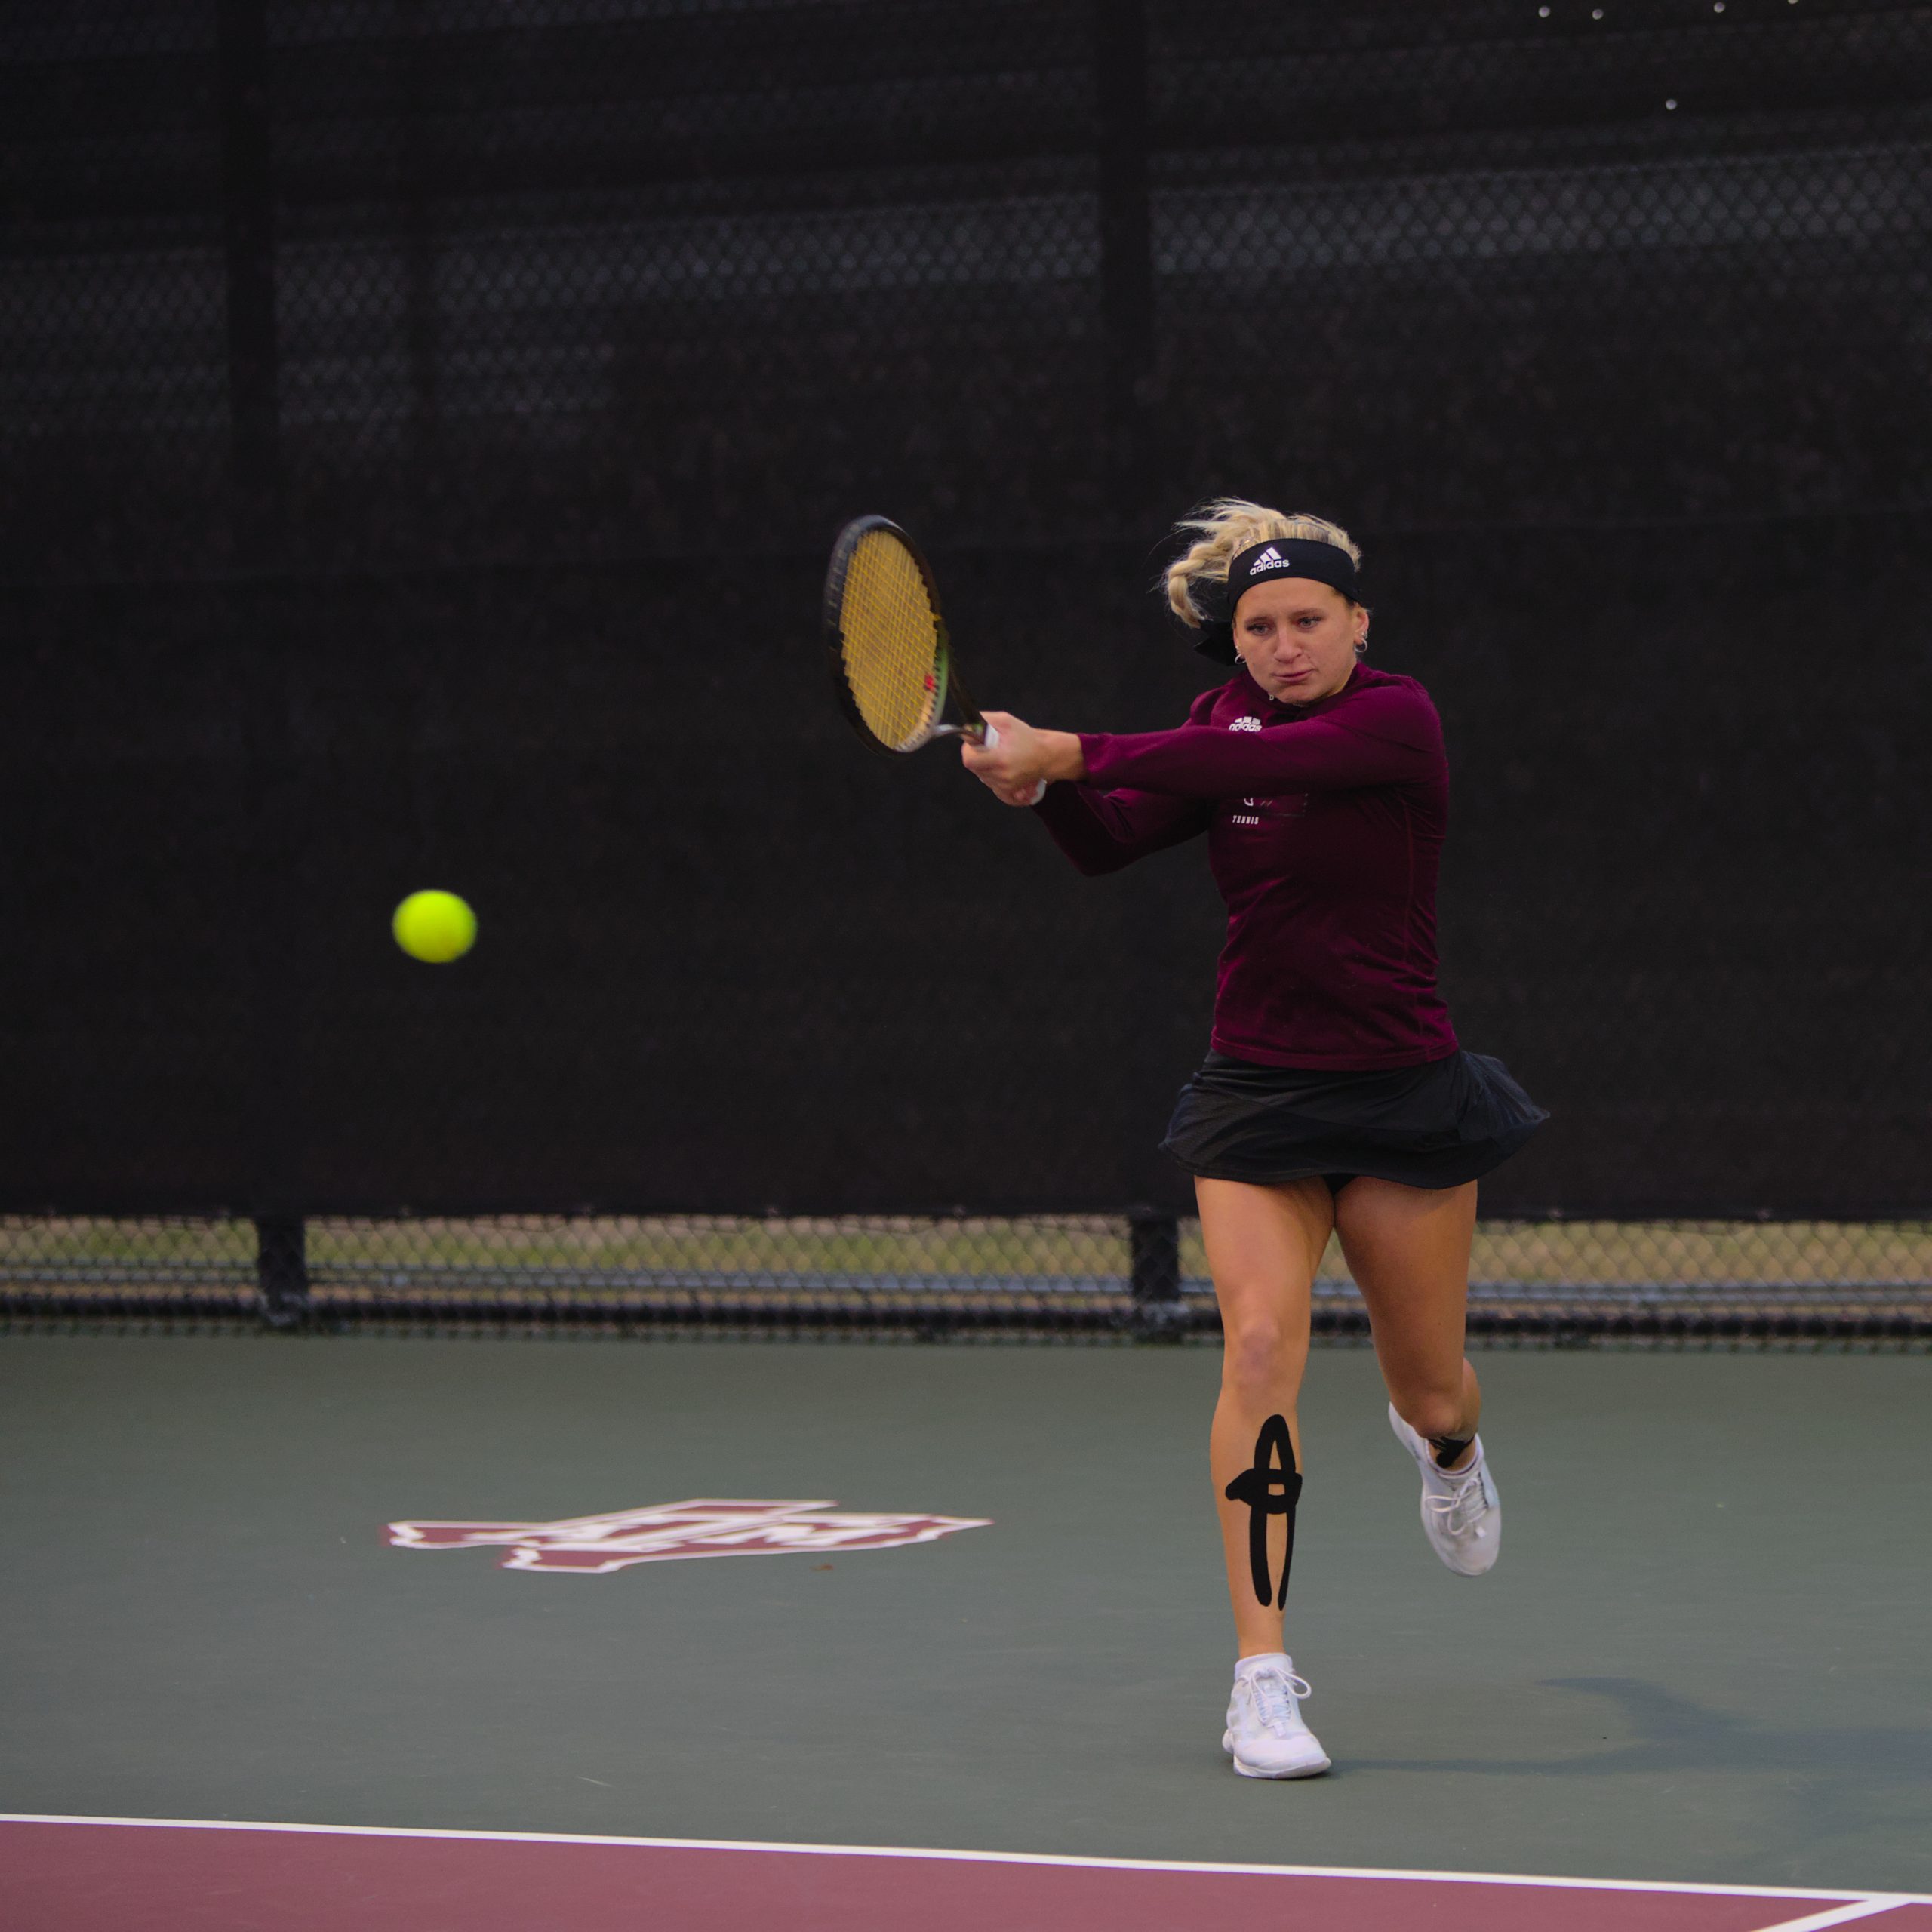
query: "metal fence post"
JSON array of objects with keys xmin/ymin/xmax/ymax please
[
  {"xmin": 1128, "ymin": 1206, "xmax": 1184, "ymax": 1339},
  {"xmin": 218, "ymin": 0, "xmax": 280, "ymax": 552},
  {"xmin": 223, "ymin": 2, "xmax": 311, "ymax": 1294},
  {"xmin": 254, "ymin": 1213, "xmax": 310, "ymax": 1328},
  {"xmin": 1094, "ymin": 0, "xmax": 1152, "ymax": 510}
]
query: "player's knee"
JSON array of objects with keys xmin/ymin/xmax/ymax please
[
  {"xmin": 1221, "ymin": 1312, "xmax": 1297, "ymax": 1395},
  {"xmin": 1395, "ymin": 1390, "xmax": 1465, "ymax": 1441}
]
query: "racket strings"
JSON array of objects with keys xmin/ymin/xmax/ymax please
[{"xmin": 838, "ymin": 530, "xmax": 941, "ymax": 751}]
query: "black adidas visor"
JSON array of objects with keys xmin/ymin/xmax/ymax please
[{"xmin": 1190, "ymin": 536, "xmax": 1364, "ymax": 665}]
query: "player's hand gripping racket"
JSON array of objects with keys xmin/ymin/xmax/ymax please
[{"xmin": 823, "ymin": 515, "xmax": 1006, "ymax": 758}]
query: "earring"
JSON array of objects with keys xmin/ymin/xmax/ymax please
[{"xmin": 1353, "ymin": 638, "xmax": 1368, "ymax": 657}]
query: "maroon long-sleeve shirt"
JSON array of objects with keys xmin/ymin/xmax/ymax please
[{"xmin": 1034, "ymin": 664, "xmax": 1459, "ymax": 1069}]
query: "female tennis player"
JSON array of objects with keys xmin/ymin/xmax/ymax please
[{"xmin": 961, "ymin": 500, "xmax": 1546, "ymax": 1780}]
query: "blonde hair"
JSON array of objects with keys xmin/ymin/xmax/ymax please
[{"xmin": 1162, "ymin": 499, "xmax": 1364, "ymax": 627}]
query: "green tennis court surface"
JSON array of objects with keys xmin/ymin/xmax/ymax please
[{"xmin": 4, "ymin": 1334, "xmax": 1928, "ymax": 1925}]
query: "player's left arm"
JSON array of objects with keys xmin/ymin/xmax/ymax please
[
  {"xmin": 1081, "ymin": 685, "xmax": 1443, "ymax": 795},
  {"xmin": 964, "ymin": 682, "xmax": 1219, "ymax": 801},
  {"xmin": 965, "ymin": 685, "xmax": 1442, "ymax": 798}
]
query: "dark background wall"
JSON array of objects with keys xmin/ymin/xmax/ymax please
[{"xmin": 2, "ymin": 1, "xmax": 1928, "ymax": 1219}]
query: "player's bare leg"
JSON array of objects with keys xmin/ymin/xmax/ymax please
[
  {"xmin": 1336, "ymin": 1177, "xmax": 1479, "ymax": 1447},
  {"xmin": 1336, "ymin": 1177, "xmax": 1500, "ymax": 1574},
  {"xmin": 1196, "ymin": 1175, "xmax": 1334, "ymax": 1777},
  {"xmin": 1197, "ymin": 1174, "xmax": 1331, "ymax": 1651}
]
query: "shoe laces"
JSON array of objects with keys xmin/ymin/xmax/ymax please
[
  {"xmin": 1425, "ymin": 1459, "xmax": 1487, "ymax": 1536},
  {"xmin": 1247, "ymin": 1667, "xmax": 1312, "ymax": 1734}
]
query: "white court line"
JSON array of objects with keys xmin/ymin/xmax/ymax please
[
  {"xmin": 5, "ymin": 1814, "xmax": 1929, "ymax": 1909},
  {"xmin": 1751, "ymin": 1903, "xmax": 1919, "ymax": 1932}
]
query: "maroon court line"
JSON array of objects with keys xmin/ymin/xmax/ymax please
[{"xmin": 1, "ymin": 1819, "xmax": 1903, "ymax": 1932}]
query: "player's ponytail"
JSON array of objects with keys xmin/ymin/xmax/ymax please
[{"xmin": 1163, "ymin": 501, "xmax": 1364, "ymax": 628}]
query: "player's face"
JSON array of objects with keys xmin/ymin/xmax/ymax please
[{"xmin": 1232, "ymin": 580, "xmax": 1366, "ymax": 704}]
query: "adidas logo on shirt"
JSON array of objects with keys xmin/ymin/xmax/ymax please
[{"xmin": 1229, "ymin": 715, "xmax": 1263, "ymax": 732}]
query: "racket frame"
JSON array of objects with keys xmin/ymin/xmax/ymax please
[{"xmin": 823, "ymin": 514, "xmax": 992, "ymax": 758}]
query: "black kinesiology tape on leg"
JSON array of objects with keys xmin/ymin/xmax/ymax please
[
  {"xmin": 1428, "ymin": 1434, "xmax": 1473, "ymax": 1469},
  {"xmin": 1224, "ymin": 1414, "xmax": 1302, "ymax": 1610}
]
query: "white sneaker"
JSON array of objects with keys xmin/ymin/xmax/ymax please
[
  {"xmin": 1389, "ymin": 1404, "xmax": 1501, "ymax": 1577},
  {"xmin": 1221, "ymin": 1656, "xmax": 1331, "ymax": 1779}
]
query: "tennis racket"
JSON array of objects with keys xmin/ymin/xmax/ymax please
[{"xmin": 822, "ymin": 515, "xmax": 1003, "ymax": 758}]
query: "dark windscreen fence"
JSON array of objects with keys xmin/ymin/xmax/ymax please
[{"xmin": 3, "ymin": 2, "xmax": 1930, "ymax": 1337}]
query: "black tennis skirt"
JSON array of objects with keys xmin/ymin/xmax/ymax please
[{"xmin": 1161, "ymin": 1048, "xmax": 1548, "ymax": 1192}]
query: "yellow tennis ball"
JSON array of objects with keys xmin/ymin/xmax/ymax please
[{"xmin": 392, "ymin": 890, "xmax": 477, "ymax": 964}]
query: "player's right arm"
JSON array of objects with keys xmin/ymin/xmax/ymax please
[{"xmin": 1030, "ymin": 780, "xmax": 1211, "ymax": 875}]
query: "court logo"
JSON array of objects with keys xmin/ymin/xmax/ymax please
[
  {"xmin": 1228, "ymin": 715, "xmax": 1263, "ymax": 731},
  {"xmin": 386, "ymin": 1498, "xmax": 992, "ymax": 1575}
]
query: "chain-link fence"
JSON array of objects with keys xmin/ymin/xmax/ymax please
[
  {"xmin": 4, "ymin": 1214, "xmax": 1928, "ymax": 1343},
  {"xmin": 3, "ymin": 2, "xmax": 1928, "ymax": 1340}
]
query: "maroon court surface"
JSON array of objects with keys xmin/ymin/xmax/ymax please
[{"xmin": 8, "ymin": 1819, "xmax": 1932, "ymax": 1932}]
